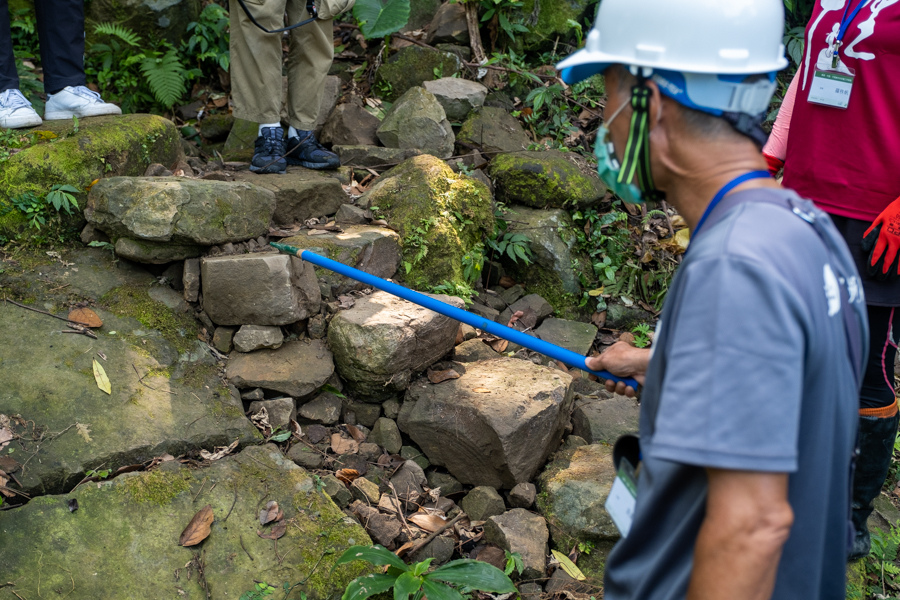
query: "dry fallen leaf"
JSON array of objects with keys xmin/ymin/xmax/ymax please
[
  {"xmin": 0, "ymin": 456, "xmax": 20, "ymax": 473},
  {"xmin": 427, "ymin": 368, "xmax": 461, "ymax": 384},
  {"xmin": 336, "ymin": 468, "xmax": 360, "ymax": 486},
  {"xmin": 0, "ymin": 472, "xmax": 13, "ymax": 497},
  {"xmin": 179, "ymin": 505, "xmax": 214, "ymax": 546},
  {"xmin": 472, "ymin": 388, "xmax": 492, "ymax": 394},
  {"xmin": 498, "ymin": 276, "xmax": 516, "ymax": 289},
  {"xmin": 591, "ymin": 311, "xmax": 607, "ymax": 329},
  {"xmin": 93, "ymin": 359, "xmax": 111, "ymax": 395},
  {"xmin": 408, "ymin": 513, "xmax": 448, "ymax": 533},
  {"xmin": 552, "ymin": 550, "xmax": 587, "ymax": 581},
  {"xmin": 259, "ymin": 501, "xmax": 281, "ymax": 525},
  {"xmin": 257, "ymin": 522, "xmax": 287, "ymax": 540},
  {"xmin": 331, "ymin": 433, "xmax": 359, "ymax": 455},
  {"xmin": 487, "ymin": 339, "xmax": 508, "ymax": 353},
  {"xmin": 344, "ymin": 424, "xmax": 367, "ymax": 444},
  {"xmin": 199, "ymin": 439, "xmax": 239, "ymax": 462},
  {"xmin": 69, "ymin": 307, "xmax": 102, "ymax": 328}
]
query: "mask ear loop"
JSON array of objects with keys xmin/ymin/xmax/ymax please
[{"xmin": 617, "ymin": 77, "xmax": 664, "ymax": 202}]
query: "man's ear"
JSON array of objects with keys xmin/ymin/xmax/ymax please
[{"xmin": 643, "ymin": 79, "xmax": 665, "ymax": 129}]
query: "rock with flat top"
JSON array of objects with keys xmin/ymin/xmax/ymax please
[
  {"xmin": 226, "ymin": 339, "xmax": 334, "ymax": 400},
  {"xmin": 321, "ymin": 103, "xmax": 381, "ymax": 147},
  {"xmin": 234, "ymin": 325, "xmax": 284, "ymax": 352},
  {"xmin": 377, "ymin": 87, "xmax": 455, "ymax": 160},
  {"xmin": 483, "ymin": 509, "xmax": 549, "ymax": 579},
  {"xmin": 424, "ymin": 78, "xmax": 488, "ymax": 121}
]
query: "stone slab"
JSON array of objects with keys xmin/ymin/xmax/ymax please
[
  {"xmin": 230, "ymin": 167, "xmax": 347, "ymax": 227},
  {"xmin": 226, "ymin": 339, "xmax": 334, "ymax": 400}
]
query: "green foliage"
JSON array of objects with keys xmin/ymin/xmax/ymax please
[
  {"xmin": 9, "ymin": 8, "xmax": 38, "ymax": 54},
  {"xmin": 1, "ymin": 184, "xmax": 81, "ymax": 231},
  {"xmin": 239, "ymin": 582, "xmax": 277, "ymax": 600},
  {"xmin": 430, "ymin": 280, "xmax": 476, "ymax": 306},
  {"xmin": 141, "ymin": 49, "xmax": 194, "ymax": 108},
  {"xmin": 401, "ymin": 218, "xmax": 435, "ymax": 274},
  {"xmin": 0, "ymin": 128, "xmax": 36, "ymax": 163},
  {"xmin": 185, "ymin": 3, "xmax": 231, "ymax": 76},
  {"xmin": 46, "ymin": 185, "xmax": 81, "ymax": 215},
  {"xmin": 487, "ymin": 204, "xmax": 534, "ymax": 269},
  {"xmin": 503, "ymin": 551, "xmax": 524, "ymax": 577},
  {"xmin": 336, "ymin": 545, "xmax": 516, "ymax": 600},
  {"xmin": 631, "ymin": 323, "xmax": 651, "ymax": 348},
  {"xmin": 850, "ymin": 525, "xmax": 900, "ymax": 599},
  {"xmin": 480, "ymin": 0, "xmax": 529, "ymax": 41},
  {"xmin": 353, "ymin": 0, "xmax": 411, "ymax": 39},
  {"xmin": 86, "ymin": 468, "xmax": 111, "ymax": 479}
]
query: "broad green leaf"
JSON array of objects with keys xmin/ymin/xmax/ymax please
[
  {"xmin": 393, "ymin": 571, "xmax": 422, "ymax": 600},
  {"xmin": 412, "ymin": 558, "xmax": 433, "ymax": 577},
  {"xmin": 269, "ymin": 430, "xmax": 291, "ymax": 442},
  {"xmin": 428, "ymin": 560, "xmax": 516, "ymax": 593},
  {"xmin": 335, "ymin": 545, "xmax": 409, "ymax": 572},
  {"xmin": 342, "ymin": 574, "xmax": 398, "ymax": 600},
  {"xmin": 551, "ymin": 550, "xmax": 586, "ymax": 581},
  {"xmin": 93, "ymin": 358, "xmax": 111, "ymax": 394},
  {"xmin": 353, "ymin": 0, "xmax": 411, "ymax": 40},
  {"xmin": 420, "ymin": 579, "xmax": 465, "ymax": 600}
]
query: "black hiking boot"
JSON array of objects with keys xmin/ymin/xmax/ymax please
[
  {"xmin": 849, "ymin": 412, "xmax": 900, "ymax": 560},
  {"xmin": 250, "ymin": 126, "xmax": 287, "ymax": 174},
  {"xmin": 285, "ymin": 130, "xmax": 340, "ymax": 170}
]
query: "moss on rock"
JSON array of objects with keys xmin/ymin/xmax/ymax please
[
  {"xmin": 374, "ymin": 46, "xmax": 462, "ymax": 101},
  {"xmin": 101, "ymin": 283, "xmax": 199, "ymax": 354},
  {"xmin": 489, "ymin": 150, "xmax": 607, "ymax": 210},
  {"xmin": 513, "ymin": 0, "xmax": 596, "ymax": 50},
  {"xmin": 123, "ymin": 469, "xmax": 192, "ymax": 504}
]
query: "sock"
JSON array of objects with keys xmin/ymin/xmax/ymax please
[
  {"xmin": 288, "ymin": 126, "xmax": 312, "ymax": 139},
  {"xmin": 258, "ymin": 122, "xmax": 281, "ymax": 136}
]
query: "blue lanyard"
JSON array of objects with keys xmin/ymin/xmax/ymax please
[
  {"xmin": 838, "ymin": 0, "xmax": 872, "ymax": 42},
  {"xmin": 690, "ymin": 171, "xmax": 772, "ymax": 244}
]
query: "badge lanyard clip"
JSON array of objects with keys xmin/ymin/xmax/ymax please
[{"xmin": 832, "ymin": 0, "xmax": 872, "ymax": 68}]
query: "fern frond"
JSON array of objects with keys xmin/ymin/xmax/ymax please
[
  {"xmin": 140, "ymin": 50, "xmax": 188, "ymax": 108},
  {"xmin": 93, "ymin": 23, "xmax": 142, "ymax": 46}
]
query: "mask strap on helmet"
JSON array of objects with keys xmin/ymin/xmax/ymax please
[{"xmin": 617, "ymin": 79, "xmax": 664, "ymax": 202}]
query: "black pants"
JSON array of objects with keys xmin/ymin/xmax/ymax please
[
  {"xmin": 0, "ymin": 0, "xmax": 86, "ymax": 94},
  {"xmin": 861, "ymin": 305, "xmax": 899, "ymax": 409}
]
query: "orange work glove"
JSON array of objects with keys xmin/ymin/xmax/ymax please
[{"xmin": 862, "ymin": 195, "xmax": 900, "ymax": 281}]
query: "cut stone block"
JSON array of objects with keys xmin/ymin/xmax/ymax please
[
  {"xmin": 230, "ymin": 168, "xmax": 347, "ymax": 227},
  {"xmin": 571, "ymin": 396, "xmax": 640, "ymax": 445},
  {"xmin": 333, "ymin": 145, "xmax": 423, "ymax": 168},
  {"xmin": 114, "ymin": 237, "xmax": 203, "ymax": 264},
  {"xmin": 226, "ymin": 339, "xmax": 334, "ymax": 400},
  {"xmin": 234, "ymin": 324, "xmax": 284, "ymax": 352}
]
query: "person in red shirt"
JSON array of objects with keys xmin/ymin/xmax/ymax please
[{"xmin": 764, "ymin": 0, "xmax": 900, "ymax": 560}]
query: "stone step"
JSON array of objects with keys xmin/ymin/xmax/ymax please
[{"xmin": 230, "ymin": 167, "xmax": 348, "ymax": 227}]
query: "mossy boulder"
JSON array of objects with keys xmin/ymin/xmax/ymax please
[
  {"xmin": 0, "ymin": 114, "xmax": 182, "ymax": 239},
  {"xmin": 456, "ymin": 106, "xmax": 531, "ymax": 154},
  {"xmin": 489, "ymin": 150, "xmax": 607, "ymax": 209},
  {"xmin": 86, "ymin": 0, "xmax": 201, "ymax": 46},
  {"xmin": 0, "ymin": 444, "xmax": 372, "ymax": 599},
  {"xmin": 512, "ymin": 0, "xmax": 597, "ymax": 51},
  {"xmin": 374, "ymin": 46, "xmax": 462, "ymax": 101},
  {"xmin": 359, "ymin": 155, "xmax": 494, "ymax": 291}
]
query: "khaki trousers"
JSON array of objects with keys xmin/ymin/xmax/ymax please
[{"xmin": 229, "ymin": 0, "xmax": 333, "ymax": 130}]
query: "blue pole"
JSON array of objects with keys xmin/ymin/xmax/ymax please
[{"xmin": 270, "ymin": 243, "xmax": 639, "ymax": 389}]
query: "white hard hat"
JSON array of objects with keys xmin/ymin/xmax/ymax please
[{"xmin": 557, "ymin": 0, "xmax": 788, "ymax": 116}]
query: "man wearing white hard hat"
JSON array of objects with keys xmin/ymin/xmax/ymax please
[{"xmin": 571, "ymin": 0, "xmax": 866, "ymax": 597}]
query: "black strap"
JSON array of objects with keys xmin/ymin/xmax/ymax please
[{"xmin": 234, "ymin": 0, "xmax": 318, "ymax": 34}]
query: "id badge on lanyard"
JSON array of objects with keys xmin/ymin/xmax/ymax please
[
  {"xmin": 808, "ymin": 67, "xmax": 855, "ymax": 110},
  {"xmin": 606, "ymin": 433, "xmax": 642, "ymax": 537}
]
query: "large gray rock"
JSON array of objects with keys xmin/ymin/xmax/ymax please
[
  {"xmin": 498, "ymin": 294, "xmax": 555, "ymax": 328},
  {"xmin": 226, "ymin": 339, "xmax": 334, "ymax": 399},
  {"xmin": 571, "ymin": 396, "xmax": 640, "ymax": 445},
  {"xmin": 85, "ymin": 177, "xmax": 275, "ymax": 245},
  {"xmin": 201, "ymin": 253, "xmax": 321, "ymax": 326},
  {"xmin": 280, "ymin": 225, "xmax": 401, "ymax": 298},
  {"xmin": 333, "ymin": 145, "xmax": 423, "ymax": 168},
  {"xmin": 535, "ymin": 318, "xmax": 596, "ymax": 358},
  {"xmin": 425, "ymin": 2, "xmax": 469, "ymax": 44},
  {"xmin": 399, "ymin": 358, "xmax": 575, "ymax": 488},
  {"xmin": 453, "ymin": 338, "xmax": 500, "ymax": 363},
  {"xmin": 114, "ymin": 237, "xmax": 203, "ymax": 264},
  {"xmin": 424, "ymin": 78, "xmax": 488, "ymax": 122},
  {"xmin": 377, "ymin": 87, "xmax": 455, "ymax": 160},
  {"xmin": 457, "ymin": 107, "xmax": 531, "ymax": 154},
  {"xmin": 489, "ymin": 150, "xmax": 608, "ymax": 210},
  {"xmin": 374, "ymin": 46, "xmax": 462, "ymax": 101},
  {"xmin": 233, "ymin": 324, "xmax": 284, "ymax": 352},
  {"xmin": 230, "ymin": 168, "xmax": 346, "ymax": 227},
  {"xmin": 0, "ymin": 445, "xmax": 372, "ymax": 599},
  {"xmin": 537, "ymin": 444, "xmax": 619, "ymax": 545},
  {"xmin": 483, "ymin": 509, "xmax": 549, "ymax": 579},
  {"xmin": 504, "ymin": 206, "xmax": 587, "ymax": 296},
  {"xmin": 321, "ymin": 103, "xmax": 381, "ymax": 147},
  {"xmin": 328, "ymin": 291, "xmax": 464, "ymax": 397}
]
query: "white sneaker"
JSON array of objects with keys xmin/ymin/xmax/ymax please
[
  {"xmin": 0, "ymin": 89, "xmax": 42, "ymax": 129},
  {"xmin": 44, "ymin": 86, "xmax": 122, "ymax": 120}
]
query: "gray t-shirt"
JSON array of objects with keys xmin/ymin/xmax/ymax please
[{"xmin": 604, "ymin": 189, "xmax": 865, "ymax": 600}]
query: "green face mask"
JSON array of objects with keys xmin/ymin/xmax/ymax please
[{"xmin": 594, "ymin": 101, "xmax": 644, "ymax": 204}]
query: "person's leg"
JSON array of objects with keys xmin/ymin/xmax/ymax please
[
  {"xmin": 229, "ymin": 0, "xmax": 286, "ymax": 125},
  {"xmin": 283, "ymin": 10, "xmax": 339, "ymax": 169},
  {"xmin": 34, "ymin": 0, "xmax": 85, "ymax": 93},
  {"xmin": 850, "ymin": 304, "xmax": 899, "ymax": 560},
  {"xmin": 0, "ymin": 0, "xmax": 20, "ymax": 92}
]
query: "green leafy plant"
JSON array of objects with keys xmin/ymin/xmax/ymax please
[
  {"xmin": 430, "ymin": 280, "xmax": 476, "ymax": 306},
  {"xmin": 631, "ymin": 323, "xmax": 652, "ymax": 348},
  {"xmin": 239, "ymin": 582, "xmax": 277, "ymax": 600},
  {"xmin": 353, "ymin": 0, "xmax": 411, "ymax": 39},
  {"xmin": 336, "ymin": 545, "xmax": 516, "ymax": 600},
  {"xmin": 46, "ymin": 184, "xmax": 81, "ymax": 215},
  {"xmin": 9, "ymin": 8, "xmax": 38, "ymax": 54},
  {"xmin": 185, "ymin": 3, "xmax": 231, "ymax": 77},
  {"xmin": 0, "ymin": 128, "xmax": 36, "ymax": 163},
  {"xmin": 577, "ymin": 540, "xmax": 595, "ymax": 556},
  {"xmin": 86, "ymin": 468, "xmax": 111, "ymax": 479},
  {"xmin": 503, "ymin": 551, "xmax": 524, "ymax": 577},
  {"xmin": 401, "ymin": 218, "xmax": 435, "ymax": 274},
  {"xmin": 479, "ymin": 0, "xmax": 529, "ymax": 43}
]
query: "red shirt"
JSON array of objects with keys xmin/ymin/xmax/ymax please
[{"xmin": 783, "ymin": 0, "xmax": 900, "ymax": 222}]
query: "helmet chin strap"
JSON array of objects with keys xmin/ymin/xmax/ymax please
[{"xmin": 617, "ymin": 77, "xmax": 665, "ymax": 203}]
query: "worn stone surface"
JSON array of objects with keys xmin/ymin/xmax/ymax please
[
  {"xmin": 320, "ymin": 103, "xmax": 381, "ymax": 147},
  {"xmin": 114, "ymin": 237, "xmax": 203, "ymax": 264},
  {"xmin": 489, "ymin": 151, "xmax": 607, "ymax": 210},
  {"xmin": 411, "ymin": 535, "xmax": 456, "ymax": 565},
  {"xmin": 221, "ymin": 117, "xmax": 259, "ymax": 162},
  {"xmin": 201, "ymin": 254, "xmax": 321, "ymax": 326},
  {"xmin": 426, "ymin": 470, "xmax": 464, "ymax": 496},
  {"xmin": 342, "ymin": 399, "xmax": 382, "ymax": 428},
  {"xmin": 571, "ymin": 396, "xmax": 640, "ymax": 445},
  {"xmin": 226, "ymin": 339, "xmax": 334, "ymax": 399},
  {"xmin": 535, "ymin": 318, "xmax": 596, "ymax": 357},
  {"xmin": 352, "ymin": 501, "xmax": 401, "ymax": 546},
  {"xmin": 234, "ymin": 324, "xmax": 284, "ymax": 352},
  {"xmin": 425, "ymin": 2, "xmax": 469, "ymax": 44},
  {"xmin": 281, "ymin": 225, "xmax": 401, "ymax": 298},
  {"xmin": 423, "ymin": 77, "xmax": 488, "ymax": 121},
  {"xmin": 230, "ymin": 168, "xmax": 346, "ymax": 227},
  {"xmin": 369, "ymin": 417, "xmax": 403, "ymax": 454},
  {"xmin": 403, "ymin": 0, "xmax": 441, "ymax": 31},
  {"xmin": 183, "ymin": 257, "xmax": 200, "ymax": 302},
  {"xmin": 351, "ymin": 476, "xmax": 381, "ymax": 504},
  {"xmin": 328, "ymin": 291, "xmax": 463, "ymax": 397},
  {"xmin": 401, "ymin": 445, "xmax": 430, "ymax": 470},
  {"xmin": 504, "ymin": 206, "xmax": 588, "ymax": 296},
  {"xmin": 512, "ymin": 0, "xmax": 595, "ymax": 51},
  {"xmin": 86, "ymin": 177, "xmax": 275, "ymax": 245},
  {"xmin": 390, "ymin": 460, "xmax": 427, "ymax": 510},
  {"xmin": 499, "ymin": 294, "xmax": 554, "ymax": 328},
  {"xmin": 335, "ymin": 204, "xmax": 369, "ymax": 224},
  {"xmin": 377, "ymin": 87, "xmax": 455, "ymax": 160},
  {"xmin": 308, "ymin": 314, "xmax": 328, "ymax": 339},
  {"xmin": 509, "ymin": 482, "xmax": 537, "ymax": 509},
  {"xmin": 0, "ymin": 445, "xmax": 371, "ymax": 600},
  {"xmin": 483, "ymin": 509, "xmax": 549, "ymax": 579},
  {"xmin": 400, "ymin": 358, "xmax": 574, "ymax": 488},
  {"xmin": 333, "ymin": 145, "xmax": 423, "ymax": 168},
  {"xmin": 200, "ymin": 112, "xmax": 235, "ymax": 142},
  {"xmin": 461, "ymin": 486, "xmax": 506, "ymax": 521},
  {"xmin": 298, "ymin": 392, "xmax": 342, "ymax": 424},
  {"xmin": 537, "ymin": 444, "xmax": 619, "ymax": 545},
  {"xmin": 323, "ymin": 474, "xmax": 353, "ymax": 508},
  {"xmin": 453, "ymin": 338, "xmax": 500, "ymax": 363},
  {"xmin": 248, "ymin": 397, "xmax": 296, "ymax": 430},
  {"xmin": 212, "ymin": 326, "xmax": 236, "ymax": 353},
  {"xmin": 471, "ymin": 302, "xmax": 501, "ymax": 323},
  {"xmin": 457, "ymin": 107, "xmax": 531, "ymax": 154},
  {"xmin": 358, "ymin": 155, "xmax": 494, "ymax": 290},
  {"xmin": 288, "ymin": 443, "xmax": 326, "ymax": 469},
  {"xmin": 374, "ymin": 46, "xmax": 462, "ymax": 101}
]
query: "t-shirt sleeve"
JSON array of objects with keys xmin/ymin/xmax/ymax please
[{"xmin": 648, "ymin": 254, "xmax": 809, "ymax": 473}]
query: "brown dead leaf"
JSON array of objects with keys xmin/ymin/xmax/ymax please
[
  {"xmin": 455, "ymin": 326, "xmax": 466, "ymax": 346},
  {"xmin": 179, "ymin": 505, "xmax": 214, "ymax": 546},
  {"xmin": 0, "ymin": 455, "xmax": 20, "ymax": 474},
  {"xmin": 427, "ymin": 368, "xmax": 461, "ymax": 384},
  {"xmin": 336, "ymin": 468, "xmax": 360, "ymax": 486},
  {"xmin": 345, "ymin": 424, "xmax": 367, "ymax": 444},
  {"xmin": 259, "ymin": 500, "xmax": 280, "ymax": 525},
  {"xmin": 0, "ymin": 473, "xmax": 12, "ymax": 497},
  {"xmin": 498, "ymin": 276, "xmax": 516, "ymax": 289},
  {"xmin": 200, "ymin": 439, "xmax": 239, "ymax": 462},
  {"xmin": 68, "ymin": 308, "xmax": 103, "ymax": 328},
  {"xmin": 408, "ymin": 513, "xmax": 448, "ymax": 533},
  {"xmin": 591, "ymin": 311, "xmax": 607, "ymax": 329},
  {"xmin": 257, "ymin": 521, "xmax": 287, "ymax": 540},
  {"xmin": 472, "ymin": 388, "xmax": 492, "ymax": 393},
  {"xmin": 507, "ymin": 310, "xmax": 525, "ymax": 327},
  {"xmin": 488, "ymin": 339, "xmax": 508, "ymax": 353},
  {"xmin": 619, "ymin": 332, "xmax": 636, "ymax": 346},
  {"xmin": 211, "ymin": 95, "xmax": 228, "ymax": 108},
  {"xmin": 331, "ymin": 433, "xmax": 359, "ymax": 455},
  {"xmin": 555, "ymin": 361, "xmax": 570, "ymax": 373},
  {"xmin": 394, "ymin": 540, "xmax": 415, "ymax": 558}
]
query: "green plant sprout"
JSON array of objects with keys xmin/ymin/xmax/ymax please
[{"xmin": 632, "ymin": 323, "xmax": 652, "ymax": 348}]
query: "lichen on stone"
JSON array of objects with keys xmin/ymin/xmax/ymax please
[
  {"xmin": 122, "ymin": 469, "xmax": 191, "ymax": 504},
  {"xmin": 100, "ymin": 284, "xmax": 198, "ymax": 354}
]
